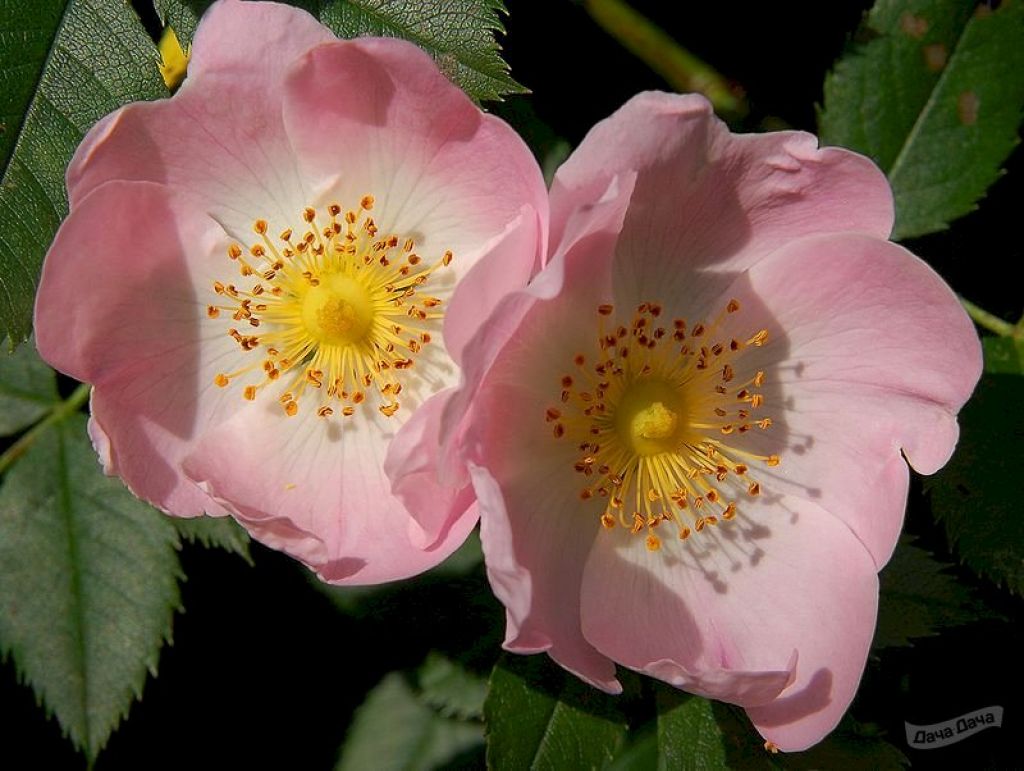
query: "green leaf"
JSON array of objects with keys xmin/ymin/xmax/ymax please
[
  {"xmin": 0, "ymin": 0, "xmax": 167, "ymax": 345},
  {"xmin": 929, "ymin": 372, "xmax": 1024, "ymax": 595},
  {"xmin": 418, "ymin": 651, "xmax": 488, "ymax": 720},
  {"xmin": 982, "ymin": 335, "xmax": 1024, "ymax": 375},
  {"xmin": 171, "ymin": 514, "xmax": 253, "ymax": 564},
  {"xmin": 655, "ymin": 689, "xmax": 732, "ymax": 770},
  {"xmin": 874, "ymin": 535, "xmax": 994, "ymax": 649},
  {"xmin": 0, "ymin": 338, "xmax": 58, "ymax": 436},
  {"xmin": 607, "ymin": 724, "xmax": 658, "ymax": 771},
  {"xmin": 320, "ymin": 0, "xmax": 524, "ymax": 102},
  {"xmin": 336, "ymin": 672, "xmax": 483, "ymax": 771},
  {"xmin": 158, "ymin": 0, "xmax": 524, "ymax": 103},
  {"xmin": 783, "ymin": 719, "xmax": 908, "ymax": 769},
  {"xmin": 485, "ymin": 654, "xmax": 628, "ymax": 770},
  {"xmin": 655, "ymin": 687, "xmax": 907, "ymax": 769},
  {"xmin": 0, "ymin": 414, "xmax": 182, "ymax": 760},
  {"xmin": 819, "ymin": 0, "xmax": 1024, "ymax": 239}
]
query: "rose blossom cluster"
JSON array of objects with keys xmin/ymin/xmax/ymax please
[{"xmin": 34, "ymin": 0, "xmax": 981, "ymax": 751}]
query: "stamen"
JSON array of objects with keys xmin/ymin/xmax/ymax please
[
  {"xmin": 205, "ymin": 197, "xmax": 454, "ymax": 419},
  {"xmin": 549, "ymin": 297, "xmax": 779, "ymax": 551}
]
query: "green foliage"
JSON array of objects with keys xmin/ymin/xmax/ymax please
[
  {"xmin": 158, "ymin": 0, "xmax": 524, "ymax": 103},
  {"xmin": 981, "ymin": 335, "xmax": 1024, "ymax": 375},
  {"xmin": 930, "ymin": 369, "xmax": 1024, "ymax": 596},
  {"xmin": 820, "ymin": 0, "xmax": 1024, "ymax": 239},
  {"xmin": 655, "ymin": 689, "xmax": 733, "ymax": 770},
  {"xmin": 336, "ymin": 671, "xmax": 483, "ymax": 771},
  {"xmin": 171, "ymin": 514, "xmax": 253, "ymax": 564},
  {"xmin": 873, "ymin": 535, "xmax": 994, "ymax": 649},
  {"xmin": 0, "ymin": 414, "xmax": 182, "ymax": 760},
  {"xmin": 0, "ymin": 0, "xmax": 167, "ymax": 345},
  {"xmin": 485, "ymin": 654, "xmax": 628, "ymax": 770},
  {"xmin": 0, "ymin": 338, "xmax": 58, "ymax": 435},
  {"xmin": 655, "ymin": 687, "xmax": 907, "ymax": 770},
  {"xmin": 418, "ymin": 651, "xmax": 488, "ymax": 720}
]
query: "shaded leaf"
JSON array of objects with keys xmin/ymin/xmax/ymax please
[
  {"xmin": 607, "ymin": 724, "xmax": 658, "ymax": 771},
  {"xmin": 820, "ymin": 0, "xmax": 1024, "ymax": 239},
  {"xmin": 0, "ymin": 414, "xmax": 181, "ymax": 760},
  {"xmin": 929, "ymin": 372, "xmax": 1024, "ymax": 595},
  {"xmin": 656, "ymin": 687, "xmax": 906, "ymax": 769},
  {"xmin": 157, "ymin": 0, "xmax": 524, "ymax": 103},
  {"xmin": 418, "ymin": 651, "xmax": 487, "ymax": 720},
  {"xmin": 485, "ymin": 654, "xmax": 628, "ymax": 770},
  {"xmin": 0, "ymin": 338, "xmax": 57, "ymax": 436},
  {"xmin": 783, "ymin": 719, "xmax": 908, "ymax": 769},
  {"xmin": 982, "ymin": 335, "xmax": 1024, "ymax": 375},
  {"xmin": 0, "ymin": 0, "xmax": 167, "ymax": 344},
  {"xmin": 171, "ymin": 514, "xmax": 253, "ymax": 564},
  {"xmin": 336, "ymin": 672, "xmax": 483, "ymax": 771},
  {"xmin": 655, "ymin": 689, "xmax": 732, "ymax": 770},
  {"xmin": 874, "ymin": 535, "xmax": 994, "ymax": 649}
]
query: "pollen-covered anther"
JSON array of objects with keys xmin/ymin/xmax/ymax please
[{"xmin": 205, "ymin": 196, "xmax": 454, "ymax": 417}]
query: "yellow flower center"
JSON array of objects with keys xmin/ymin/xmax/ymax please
[
  {"xmin": 616, "ymin": 381, "xmax": 684, "ymax": 456},
  {"xmin": 302, "ymin": 275, "xmax": 374, "ymax": 345},
  {"xmin": 208, "ymin": 195, "xmax": 453, "ymax": 420},
  {"xmin": 546, "ymin": 298, "xmax": 780, "ymax": 552}
]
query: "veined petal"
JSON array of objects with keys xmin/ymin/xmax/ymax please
[
  {"xmin": 66, "ymin": 2, "xmax": 334, "ymax": 233},
  {"xmin": 281, "ymin": 37, "xmax": 548, "ymax": 308},
  {"xmin": 183, "ymin": 400, "xmax": 477, "ymax": 585},
  {"xmin": 36, "ymin": 181, "xmax": 241, "ymax": 515},
  {"xmin": 702, "ymin": 232, "xmax": 981, "ymax": 566},
  {"xmin": 580, "ymin": 495, "xmax": 878, "ymax": 751},
  {"xmin": 550, "ymin": 92, "xmax": 894, "ymax": 315}
]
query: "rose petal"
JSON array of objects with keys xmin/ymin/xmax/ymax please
[
  {"xmin": 36, "ymin": 181, "xmax": 240, "ymax": 515},
  {"xmin": 701, "ymin": 232, "xmax": 981, "ymax": 565},
  {"xmin": 580, "ymin": 495, "xmax": 878, "ymax": 750},
  {"xmin": 67, "ymin": 0, "xmax": 334, "ymax": 231},
  {"xmin": 550, "ymin": 92, "xmax": 894, "ymax": 314},
  {"xmin": 183, "ymin": 399, "xmax": 477, "ymax": 585},
  {"xmin": 281, "ymin": 38, "xmax": 547, "ymax": 285}
]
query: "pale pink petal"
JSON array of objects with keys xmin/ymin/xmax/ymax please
[
  {"xmin": 443, "ymin": 206, "xmax": 546, "ymax": 365},
  {"xmin": 459, "ymin": 196, "xmax": 640, "ymax": 691},
  {"xmin": 183, "ymin": 402, "xmax": 477, "ymax": 585},
  {"xmin": 700, "ymin": 233, "xmax": 980, "ymax": 565},
  {"xmin": 447, "ymin": 170, "xmax": 637, "ymax": 460},
  {"xmin": 384, "ymin": 388, "xmax": 476, "ymax": 549},
  {"xmin": 472, "ymin": 463, "xmax": 620, "ymax": 694},
  {"xmin": 35, "ymin": 181, "xmax": 241, "ymax": 515},
  {"xmin": 187, "ymin": 0, "xmax": 333, "ymax": 81},
  {"xmin": 549, "ymin": 92, "xmax": 894, "ymax": 312},
  {"xmin": 66, "ymin": 0, "xmax": 334, "ymax": 231},
  {"xmin": 280, "ymin": 38, "xmax": 548, "ymax": 295},
  {"xmin": 580, "ymin": 496, "xmax": 879, "ymax": 750},
  {"xmin": 421, "ymin": 173, "xmax": 636, "ymax": 541}
]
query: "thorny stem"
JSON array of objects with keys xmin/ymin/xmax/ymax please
[
  {"xmin": 0, "ymin": 383, "xmax": 90, "ymax": 475},
  {"xmin": 959, "ymin": 295, "xmax": 1019, "ymax": 338},
  {"xmin": 583, "ymin": 0, "xmax": 748, "ymax": 120}
]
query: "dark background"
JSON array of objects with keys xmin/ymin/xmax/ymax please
[{"xmin": 4, "ymin": 0, "xmax": 1020, "ymax": 767}]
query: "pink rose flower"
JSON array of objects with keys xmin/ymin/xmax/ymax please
[
  {"xmin": 451, "ymin": 93, "xmax": 981, "ymax": 749},
  {"xmin": 34, "ymin": 0, "xmax": 546, "ymax": 584}
]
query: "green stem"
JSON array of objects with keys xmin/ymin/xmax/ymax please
[
  {"xmin": 959, "ymin": 296, "xmax": 1017, "ymax": 338},
  {"xmin": 0, "ymin": 383, "xmax": 90, "ymax": 475},
  {"xmin": 583, "ymin": 0, "xmax": 748, "ymax": 119}
]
